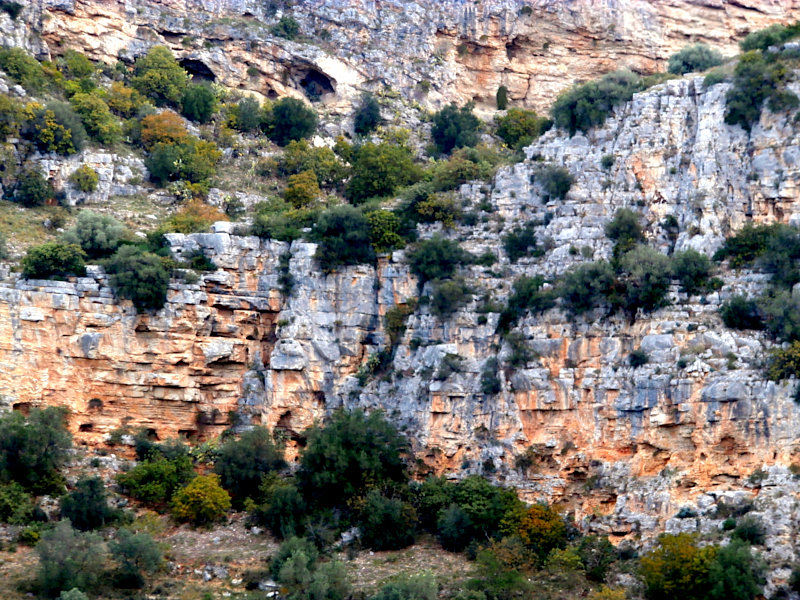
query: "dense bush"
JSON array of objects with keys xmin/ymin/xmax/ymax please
[
  {"xmin": 0, "ymin": 481, "xmax": 35, "ymax": 524},
  {"xmin": 60, "ymin": 476, "xmax": 116, "ymax": 531},
  {"xmin": 480, "ymin": 358, "xmax": 502, "ymax": 395},
  {"xmin": 551, "ymin": 69, "xmax": 641, "ymax": 135},
  {"xmin": 558, "ymin": 261, "xmax": 616, "ymax": 316},
  {"xmin": 171, "ymin": 473, "xmax": 231, "ymax": 525},
  {"xmin": 0, "ymin": 407, "xmax": 71, "ymax": 494},
  {"xmin": 139, "ymin": 110, "xmax": 189, "ymax": 149},
  {"xmin": 640, "ymin": 533, "xmax": 718, "ymax": 600},
  {"xmin": 251, "ymin": 205, "xmax": 312, "ymax": 242},
  {"xmin": 62, "ymin": 211, "xmax": 128, "ymax": 258},
  {"xmin": 498, "ymin": 275, "xmax": 556, "ymax": 331},
  {"xmin": 271, "ymin": 15, "xmax": 300, "ymax": 40},
  {"xmin": 502, "ymin": 221, "xmax": 541, "ymax": 263},
  {"xmin": 69, "ymin": 165, "xmax": 99, "ymax": 193},
  {"xmin": 22, "ymin": 103, "xmax": 87, "ymax": 155},
  {"xmin": 720, "ymin": 295, "xmax": 764, "ymax": 330},
  {"xmin": 70, "ymin": 92, "xmax": 120, "ymax": 143},
  {"xmin": 758, "ymin": 288, "xmax": 800, "ymax": 342},
  {"xmin": 431, "ymin": 102, "xmax": 481, "ymax": 154},
  {"xmin": 214, "ymin": 426, "xmax": 286, "ymax": 507},
  {"xmin": 511, "ymin": 503, "xmax": 568, "ymax": 564},
  {"xmin": 37, "ymin": 521, "xmax": 107, "ymax": 596},
  {"xmin": 371, "ymin": 572, "xmax": 437, "ymax": 600},
  {"xmin": 668, "ymin": 44, "xmax": 724, "ymax": 75},
  {"xmin": 496, "ymin": 85, "xmax": 508, "ymax": 110},
  {"xmin": 577, "ymin": 535, "xmax": 616, "ymax": 582},
  {"xmin": 367, "ymin": 209, "xmax": 405, "ymax": 253},
  {"xmin": 284, "ymin": 170, "xmax": 320, "ymax": 208},
  {"xmin": 407, "ymin": 236, "xmax": 469, "ymax": 284},
  {"xmin": 360, "ymin": 490, "xmax": 417, "ymax": 550},
  {"xmin": 297, "ymin": 409, "xmax": 408, "ymax": 511},
  {"xmin": 740, "ymin": 22, "xmax": 800, "ymax": 52},
  {"xmin": 106, "ymin": 82, "xmax": 145, "ymax": 118},
  {"xmin": 618, "ymin": 245, "xmax": 672, "ymax": 315},
  {"xmin": 628, "ymin": 349, "xmax": 649, "ymax": 368},
  {"xmin": 671, "ymin": 248, "xmax": 713, "ymax": 295},
  {"xmin": 280, "ymin": 140, "xmax": 347, "ymax": 187},
  {"xmin": 249, "ymin": 482, "xmax": 306, "ymax": 539},
  {"xmin": 0, "ymin": 1, "xmax": 23, "ymax": 20},
  {"xmin": 430, "ymin": 277, "xmax": 472, "ymax": 317},
  {"xmin": 131, "ymin": 45, "xmax": 189, "ymax": 106},
  {"xmin": 438, "ymin": 503, "xmax": 474, "ymax": 552},
  {"xmin": 270, "ymin": 536, "xmax": 319, "ymax": 581},
  {"xmin": 534, "ymin": 164, "xmax": 574, "ymax": 200},
  {"xmin": 116, "ymin": 455, "xmax": 195, "ymax": 506},
  {"xmin": 230, "ymin": 96, "xmax": 263, "ymax": 133},
  {"xmin": 109, "ymin": 528, "xmax": 162, "ymax": 589},
  {"xmin": 346, "ymin": 142, "xmax": 421, "ymax": 204},
  {"xmin": 268, "ymin": 97, "xmax": 318, "ymax": 146},
  {"xmin": 181, "ymin": 83, "xmax": 216, "ymax": 123},
  {"xmin": 495, "ymin": 108, "xmax": 549, "ymax": 149},
  {"xmin": 767, "ymin": 340, "xmax": 800, "ymax": 381},
  {"xmin": 105, "ymin": 245, "xmax": 170, "ymax": 311},
  {"xmin": 311, "ymin": 205, "xmax": 376, "ymax": 272},
  {"xmin": 354, "ymin": 93, "xmax": 381, "ymax": 135},
  {"xmin": 605, "ymin": 208, "xmax": 643, "ymax": 259},
  {"xmin": 725, "ymin": 51, "xmax": 796, "ymax": 131},
  {"xmin": 21, "ymin": 242, "xmax": 86, "ymax": 280},
  {"xmin": 0, "ymin": 47, "xmax": 46, "ymax": 91},
  {"xmin": 15, "ymin": 167, "xmax": 53, "ymax": 207},
  {"xmin": 707, "ymin": 539, "xmax": 765, "ymax": 600}
]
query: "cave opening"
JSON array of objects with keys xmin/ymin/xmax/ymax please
[
  {"xmin": 179, "ymin": 58, "xmax": 217, "ymax": 82},
  {"xmin": 298, "ymin": 67, "xmax": 335, "ymax": 101}
]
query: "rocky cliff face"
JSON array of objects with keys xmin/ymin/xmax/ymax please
[{"xmin": 4, "ymin": 0, "xmax": 797, "ymax": 113}]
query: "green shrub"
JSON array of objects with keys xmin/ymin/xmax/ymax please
[
  {"xmin": 0, "ymin": 2, "xmax": 23, "ymax": 20},
  {"xmin": 37, "ymin": 521, "xmax": 107, "ymax": 596},
  {"xmin": 214, "ymin": 426, "xmax": 286, "ymax": 507},
  {"xmin": 480, "ymin": 358, "xmax": 502, "ymax": 395},
  {"xmin": 171, "ymin": 473, "xmax": 231, "ymax": 525},
  {"xmin": 60, "ymin": 476, "xmax": 115, "ymax": 531},
  {"xmin": 116, "ymin": 455, "xmax": 196, "ymax": 506},
  {"xmin": 671, "ymin": 249, "xmax": 712, "ymax": 295},
  {"xmin": 601, "ymin": 154, "xmax": 615, "ymax": 170},
  {"xmin": 131, "ymin": 45, "xmax": 189, "ymax": 106},
  {"xmin": 431, "ymin": 102, "xmax": 481, "ymax": 154},
  {"xmin": 0, "ymin": 47, "xmax": 46, "ymax": 91},
  {"xmin": 271, "ymin": 15, "xmax": 300, "ymax": 40},
  {"xmin": 62, "ymin": 211, "xmax": 129, "ymax": 259},
  {"xmin": 70, "ymin": 92, "xmax": 120, "ymax": 143},
  {"xmin": 105, "ymin": 245, "xmax": 170, "ymax": 311},
  {"xmin": 15, "ymin": 167, "xmax": 53, "ymax": 207},
  {"xmin": 0, "ymin": 481, "xmax": 35, "ymax": 524},
  {"xmin": 360, "ymin": 490, "xmax": 417, "ymax": 550},
  {"xmin": 407, "ymin": 236, "xmax": 469, "ymax": 284},
  {"xmin": 69, "ymin": 165, "xmax": 99, "ymax": 193},
  {"xmin": 495, "ymin": 108, "xmax": 549, "ymax": 149},
  {"xmin": 758, "ymin": 288, "xmax": 800, "ymax": 342},
  {"xmin": 534, "ymin": 164, "xmax": 573, "ymax": 200},
  {"xmin": 268, "ymin": 97, "xmax": 317, "ymax": 146},
  {"xmin": 22, "ymin": 106, "xmax": 80, "ymax": 155},
  {"xmin": 48, "ymin": 101, "xmax": 89, "ymax": 150},
  {"xmin": 251, "ymin": 207, "xmax": 310, "ymax": 242},
  {"xmin": 498, "ymin": 275, "xmax": 556, "ymax": 331},
  {"xmin": 731, "ymin": 516, "xmax": 765, "ymax": 545},
  {"xmin": 297, "ymin": 409, "xmax": 408, "ymax": 511},
  {"xmin": 367, "ymin": 209, "xmax": 405, "ymax": 253},
  {"xmin": 430, "ymin": 277, "xmax": 471, "ymax": 317},
  {"xmin": 60, "ymin": 49, "xmax": 94, "ymax": 80},
  {"xmin": 740, "ymin": 22, "xmax": 800, "ymax": 52},
  {"xmin": 640, "ymin": 533, "xmax": 717, "ymax": 600},
  {"xmin": 346, "ymin": 141, "xmax": 421, "ymax": 204},
  {"xmin": 551, "ymin": 69, "xmax": 641, "ymax": 135},
  {"xmin": 502, "ymin": 221, "xmax": 540, "ymax": 263},
  {"xmin": 311, "ymin": 205, "xmax": 376, "ymax": 272},
  {"xmin": 707, "ymin": 539, "xmax": 764, "ymax": 600},
  {"xmin": 280, "ymin": 139, "xmax": 347, "ymax": 187},
  {"xmin": 270, "ymin": 536, "xmax": 319, "ymax": 581},
  {"xmin": 22, "ymin": 242, "xmax": 86, "ymax": 280},
  {"xmin": 109, "ymin": 528, "xmax": 162, "ymax": 589},
  {"xmin": 284, "ymin": 170, "xmax": 320, "ymax": 207},
  {"xmin": 231, "ymin": 96, "xmax": 263, "ymax": 132},
  {"xmin": 58, "ymin": 590, "xmax": 89, "ymax": 600},
  {"xmin": 628, "ymin": 349, "xmax": 649, "ymax": 368},
  {"xmin": 354, "ymin": 93, "xmax": 381, "ymax": 135},
  {"xmin": 577, "ymin": 535, "xmax": 616, "ymax": 582},
  {"xmin": 437, "ymin": 503, "xmax": 473, "ymax": 552},
  {"xmin": 767, "ymin": 341, "xmax": 800, "ymax": 380},
  {"xmin": 308, "ymin": 560, "xmax": 351, "ymax": 600},
  {"xmin": 384, "ymin": 300, "xmax": 417, "ymax": 346},
  {"xmin": 559, "ymin": 261, "xmax": 616, "ymax": 316},
  {"xmin": 0, "ymin": 407, "xmax": 71, "ymax": 494},
  {"xmin": 720, "ymin": 295, "xmax": 764, "ymax": 330},
  {"xmin": 371, "ymin": 572, "xmax": 437, "ymax": 600},
  {"xmin": 618, "ymin": 245, "xmax": 672, "ymax": 315},
  {"xmin": 181, "ymin": 84, "xmax": 216, "ymax": 123},
  {"xmin": 605, "ymin": 208, "xmax": 643, "ymax": 258},
  {"xmin": 249, "ymin": 482, "xmax": 306, "ymax": 539},
  {"xmin": 496, "ymin": 85, "xmax": 508, "ymax": 110},
  {"xmin": 668, "ymin": 44, "xmax": 724, "ymax": 75},
  {"xmin": 725, "ymin": 51, "xmax": 796, "ymax": 131}
]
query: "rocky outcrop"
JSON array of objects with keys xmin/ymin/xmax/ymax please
[{"xmin": 4, "ymin": 1, "xmax": 800, "ymax": 114}]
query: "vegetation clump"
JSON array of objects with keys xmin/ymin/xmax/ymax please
[{"xmin": 668, "ymin": 44, "xmax": 724, "ymax": 75}]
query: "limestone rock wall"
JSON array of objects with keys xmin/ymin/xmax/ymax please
[{"xmin": 5, "ymin": 0, "xmax": 800, "ymax": 113}]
